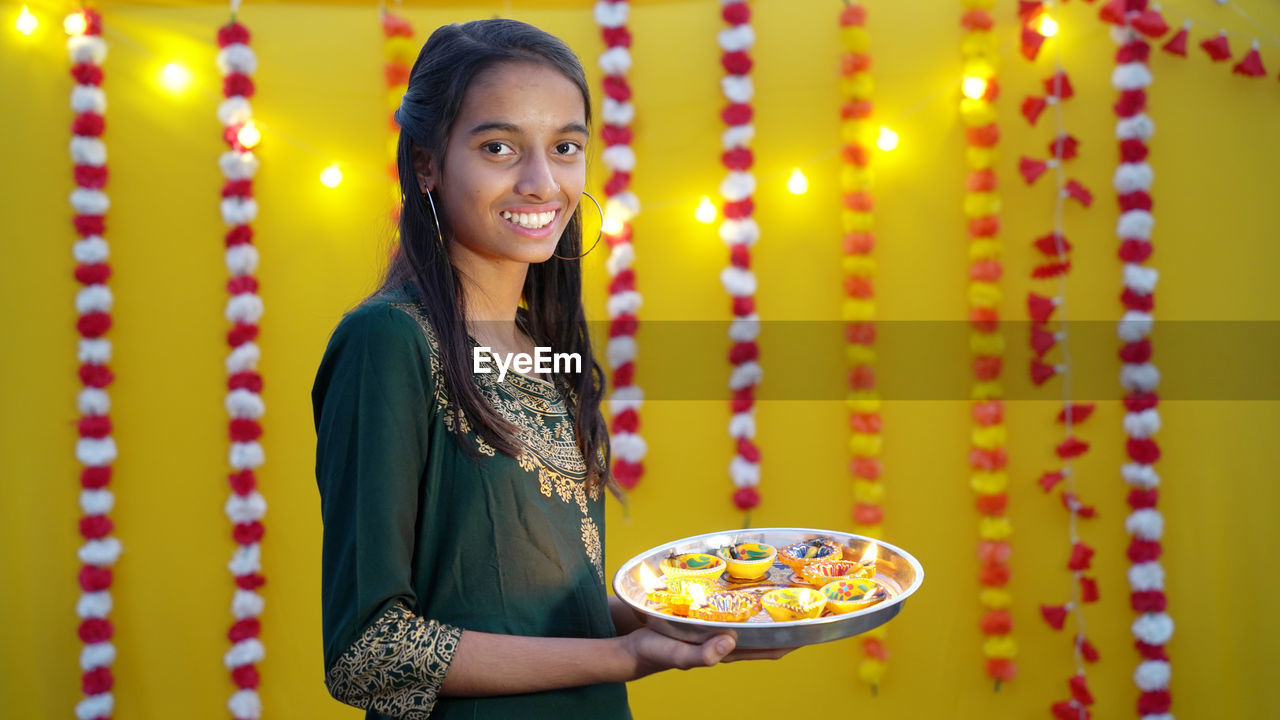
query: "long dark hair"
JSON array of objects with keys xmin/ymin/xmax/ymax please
[{"xmin": 375, "ymin": 19, "xmax": 616, "ymax": 498}]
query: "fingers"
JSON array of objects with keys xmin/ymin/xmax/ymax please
[{"xmin": 698, "ymin": 633, "xmax": 737, "ymax": 666}]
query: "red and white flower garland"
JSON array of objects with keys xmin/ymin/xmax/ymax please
[
  {"xmin": 382, "ymin": 9, "xmax": 414, "ymax": 226},
  {"xmin": 959, "ymin": 0, "xmax": 1016, "ymax": 689},
  {"xmin": 594, "ymin": 0, "xmax": 647, "ymax": 491},
  {"xmin": 717, "ymin": 0, "xmax": 762, "ymax": 517},
  {"xmin": 68, "ymin": 9, "xmax": 119, "ymax": 720},
  {"xmin": 1100, "ymin": 4, "xmax": 1173, "ymax": 719},
  {"xmin": 217, "ymin": 13, "xmax": 267, "ymax": 720},
  {"xmin": 836, "ymin": 2, "xmax": 888, "ymax": 692}
]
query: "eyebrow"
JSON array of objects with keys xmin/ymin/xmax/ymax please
[{"xmin": 468, "ymin": 121, "xmax": 589, "ymax": 136}]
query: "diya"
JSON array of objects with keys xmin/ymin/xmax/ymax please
[{"xmin": 716, "ymin": 542, "xmax": 776, "ymax": 581}]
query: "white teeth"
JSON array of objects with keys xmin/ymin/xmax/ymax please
[{"xmin": 501, "ymin": 210, "xmax": 555, "ymax": 229}]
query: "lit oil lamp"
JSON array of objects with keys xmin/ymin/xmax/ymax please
[
  {"xmin": 777, "ymin": 538, "xmax": 843, "ymax": 573},
  {"xmin": 639, "ymin": 562, "xmax": 693, "ymax": 617},
  {"xmin": 819, "ymin": 577, "xmax": 891, "ymax": 615},
  {"xmin": 855, "ymin": 541, "xmax": 878, "ymax": 577},
  {"xmin": 689, "ymin": 590, "xmax": 761, "ymax": 623}
]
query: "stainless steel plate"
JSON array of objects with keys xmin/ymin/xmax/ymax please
[{"xmin": 612, "ymin": 528, "xmax": 924, "ymax": 649}]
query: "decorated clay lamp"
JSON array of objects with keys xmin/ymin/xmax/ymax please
[
  {"xmin": 659, "ymin": 552, "xmax": 726, "ymax": 593},
  {"xmin": 777, "ymin": 537, "xmax": 843, "ymax": 573},
  {"xmin": 689, "ymin": 590, "xmax": 762, "ymax": 623},
  {"xmin": 716, "ymin": 541, "xmax": 776, "ymax": 581},
  {"xmin": 638, "ymin": 562, "xmax": 693, "ymax": 617},
  {"xmin": 819, "ymin": 577, "xmax": 890, "ymax": 615},
  {"xmin": 760, "ymin": 587, "xmax": 827, "ymax": 621},
  {"xmin": 799, "ymin": 559, "xmax": 873, "ymax": 587}
]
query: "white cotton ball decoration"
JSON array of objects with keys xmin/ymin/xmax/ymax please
[
  {"xmin": 76, "ymin": 437, "xmax": 117, "ymax": 467},
  {"xmin": 729, "ymin": 456, "xmax": 760, "ymax": 488},
  {"xmin": 78, "ymin": 388, "xmax": 111, "ymax": 416},
  {"xmin": 606, "ymin": 335, "xmax": 638, "ymax": 368},
  {"xmin": 612, "ymin": 432, "xmax": 648, "ymax": 463},
  {"xmin": 1111, "ymin": 62, "xmax": 1153, "ymax": 90},
  {"xmin": 216, "ymin": 44, "xmax": 258, "ymax": 75},
  {"xmin": 232, "ymin": 589, "xmax": 265, "ymax": 620},
  {"xmin": 1128, "ymin": 561, "xmax": 1165, "ymax": 591},
  {"xmin": 68, "ymin": 35, "xmax": 108, "ymax": 65},
  {"xmin": 722, "ymin": 124, "xmax": 755, "ymax": 150},
  {"xmin": 608, "ymin": 386, "xmax": 643, "ymax": 415},
  {"xmin": 219, "ymin": 150, "xmax": 260, "ymax": 180},
  {"xmin": 78, "ymin": 537, "xmax": 123, "ymax": 566},
  {"xmin": 1122, "ymin": 462, "xmax": 1160, "ymax": 488},
  {"xmin": 605, "ymin": 243, "xmax": 635, "ymax": 276},
  {"xmin": 1120, "ymin": 362, "xmax": 1161, "ymax": 392},
  {"xmin": 80, "ymin": 642, "xmax": 116, "ymax": 671},
  {"xmin": 78, "ymin": 338, "xmax": 112, "ymax": 365},
  {"xmin": 76, "ymin": 591, "xmax": 113, "ymax": 619},
  {"xmin": 1114, "ymin": 162, "xmax": 1154, "ymax": 194},
  {"xmin": 602, "ymin": 144, "xmax": 636, "ymax": 173},
  {"xmin": 598, "ymin": 46, "xmax": 632, "ymax": 75},
  {"xmin": 229, "ymin": 543, "xmax": 262, "ymax": 576},
  {"xmin": 226, "ymin": 293, "xmax": 265, "ymax": 325},
  {"xmin": 70, "ymin": 187, "xmax": 109, "ymax": 213},
  {"xmin": 728, "ymin": 361, "xmax": 763, "ymax": 391},
  {"xmin": 80, "ymin": 489, "xmax": 114, "ymax": 515},
  {"xmin": 228, "ymin": 689, "xmax": 263, "ymax": 720},
  {"xmin": 70, "ymin": 137, "xmax": 107, "ymax": 166},
  {"xmin": 718, "ymin": 218, "xmax": 760, "ymax": 247},
  {"xmin": 729, "ymin": 313, "xmax": 761, "ymax": 342},
  {"xmin": 226, "ymin": 389, "xmax": 265, "ymax": 419},
  {"xmin": 608, "ymin": 191, "xmax": 641, "ymax": 219},
  {"xmin": 720, "ymin": 171, "xmax": 756, "ymax": 202},
  {"xmin": 717, "ymin": 24, "xmax": 755, "ymax": 53},
  {"xmin": 1116, "ymin": 114, "xmax": 1155, "ymax": 141},
  {"xmin": 1126, "ymin": 508, "xmax": 1164, "ymax": 541},
  {"xmin": 217, "ymin": 96, "xmax": 253, "ymax": 127},
  {"xmin": 1135, "ymin": 660, "xmax": 1172, "ymax": 691},
  {"xmin": 1132, "ymin": 612, "xmax": 1174, "ymax": 645},
  {"xmin": 76, "ymin": 284, "xmax": 113, "ymax": 314},
  {"xmin": 1124, "ymin": 263, "xmax": 1159, "ymax": 295},
  {"xmin": 721, "ymin": 75, "xmax": 754, "ymax": 104},
  {"xmin": 728, "ymin": 411, "xmax": 755, "ymax": 440},
  {"xmin": 230, "ymin": 441, "xmax": 266, "ymax": 470},
  {"xmin": 720, "ymin": 266, "xmax": 757, "ymax": 297},
  {"xmin": 75, "ymin": 693, "xmax": 114, "ymax": 720},
  {"xmin": 602, "ymin": 98, "xmax": 635, "ymax": 126},
  {"xmin": 226, "ymin": 491, "xmax": 267, "ymax": 524},
  {"xmin": 593, "ymin": 0, "xmax": 628, "ymax": 29},
  {"xmin": 1117, "ymin": 210, "xmax": 1154, "ymax": 240},
  {"xmin": 226, "ymin": 342, "xmax": 261, "ymax": 374},
  {"xmin": 1124, "ymin": 409, "xmax": 1162, "ymax": 438},
  {"xmin": 224, "ymin": 638, "xmax": 266, "ymax": 668},
  {"xmin": 71, "ymin": 85, "xmax": 107, "ymax": 115},
  {"xmin": 73, "ymin": 237, "xmax": 110, "ymax": 264},
  {"xmin": 606, "ymin": 290, "xmax": 643, "ymax": 319},
  {"xmin": 221, "ymin": 197, "xmax": 259, "ymax": 226},
  {"xmin": 226, "ymin": 245, "xmax": 260, "ymax": 276},
  {"xmin": 1117, "ymin": 311, "xmax": 1153, "ymax": 342}
]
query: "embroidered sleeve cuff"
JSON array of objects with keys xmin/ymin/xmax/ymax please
[{"xmin": 325, "ymin": 602, "xmax": 462, "ymax": 719}]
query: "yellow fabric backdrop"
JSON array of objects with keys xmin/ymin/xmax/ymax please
[{"xmin": 2, "ymin": 0, "xmax": 1278, "ymax": 717}]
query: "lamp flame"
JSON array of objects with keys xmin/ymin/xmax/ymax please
[
  {"xmin": 637, "ymin": 563, "xmax": 663, "ymax": 592},
  {"xmin": 687, "ymin": 583, "xmax": 709, "ymax": 609},
  {"xmin": 858, "ymin": 542, "xmax": 879, "ymax": 566}
]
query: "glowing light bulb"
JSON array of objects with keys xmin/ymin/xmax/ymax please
[
  {"xmin": 159, "ymin": 63, "xmax": 192, "ymax": 93},
  {"xmin": 237, "ymin": 121, "xmax": 261, "ymax": 149},
  {"xmin": 16, "ymin": 6, "xmax": 38, "ymax": 35},
  {"xmin": 1037, "ymin": 14, "xmax": 1059, "ymax": 38},
  {"xmin": 786, "ymin": 168, "xmax": 808, "ymax": 195},
  {"xmin": 63, "ymin": 11, "xmax": 86, "ymax": 36},
  {"xmin": 320, "ymin": 164, "xmax": 344, "ymax": 188},
  {"xmin": 602, "ymin": 213, "xmax": 625, "ymax": 236},
  {"xmin": 876, "ymin": 126, "xmax": 899, "ymax": 152},
  {"xmin": 694, "ymin": 196, "xmax": 716, "ymax": 224},
  {"xmin": 962, "ymin": 75, "xmax": 988, "ymax": 100}
]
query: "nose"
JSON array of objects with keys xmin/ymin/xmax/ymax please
[{"xmin": 514, "ymin": 153, "xmax": 559, "ymax": 201}]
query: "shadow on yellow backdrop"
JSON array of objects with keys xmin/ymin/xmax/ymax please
[{"xmin": 2, "ymin": 0, "xmax": 1279, "ymax": 717}]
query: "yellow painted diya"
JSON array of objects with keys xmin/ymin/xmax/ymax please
[
  {"xmin": 819, "ymin": 578, "xmax": 890, "ymax": 615},
  {"xmin": 777, "ymin": 539, "xmax": 843, "ymax": 573},
  {"xmin": 760, "ymin": 587, "xmax": 826, "ymax": 622},
  {"xmin": 659, "ymin": 553, "xmax": 726, "ymax": 592},
  {"xmin": 689, "ymin": 591, "xmax": 762, "ymax": 623},
  {"xmin": 644, "ymin": 589, "xmax": 693, "ymax": 617},
  {"xmin": 716, "ymin": 542, "xmax": 777, "ymax": 581},
  {"xmin": 799, "ymin": 559, "xmax": 875, "ymax": 587}
]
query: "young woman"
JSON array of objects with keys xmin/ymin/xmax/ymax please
[{"xmin": 312, "ymin": 19, "xmax": 785, "ymax": 720}]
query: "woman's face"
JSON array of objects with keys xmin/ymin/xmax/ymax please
[{"xmin": 429, "ymin": 61, "xmax": 588, "ymax": 267}]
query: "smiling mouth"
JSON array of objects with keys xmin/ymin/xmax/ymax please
[{"xmin": 500, "ymin": 210, "xmax": 557, "ymax": 230}]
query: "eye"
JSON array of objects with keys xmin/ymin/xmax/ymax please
[
  {"xmin": 555, "ymin": 142, "xmax": 582, "ymax": 156},
  {"xmin": 483, "ymin": 142, "xmax": 514, "ymax": 156}
]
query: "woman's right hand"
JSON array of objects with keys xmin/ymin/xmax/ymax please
[{"xmin": 619, "ymin": 627, "xmax": 794, "ymax": 680}]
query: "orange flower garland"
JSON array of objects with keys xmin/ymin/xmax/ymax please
[
  {"xmin": 959, "ymin": 0, "xmax": 1016, "ymax": 688},
  {"xmin": 837, "ymin": 3, "xmax": 887, "ymax": 693},
  {"xmin": 382, "ymin": 9, "xmax": 415, "ymax": 226}
]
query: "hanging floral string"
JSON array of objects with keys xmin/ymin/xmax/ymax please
[
  {"xmin": 958, "ymin": 0, "xmax": 1015, "ymax": 690},
  {"xmin": 594, "ymin": 0, "xmax": 646, "ymax": 491},
  {"xmin": 67, "ymin": 9, "xmax": 119, "ymax": 720},
  {"xmin": 216, "ymin": 5, "xmax": 267, "ymax": 719},
  {"xmin": 836, "ymin": 2, "xmax": 888, "ymax": 694},
  {"xmin": 382, "ymin": 5, "xmax": 414, "ymax": 226},
  {"xmin": 717, "ymin": 0, "xmax": 762, "ymax": 521},
  {"xmin": 1099, "ymin": 4, "xmax": 1174, "ymax": 719},
  {"xmin": 1017, "ymin": 5, "xmax": 1103, "ymax": 718}
]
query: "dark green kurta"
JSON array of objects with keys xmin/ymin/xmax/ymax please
[{"xmin": 312, "ymin": 294, "xmax": 630, "ymax": 719}]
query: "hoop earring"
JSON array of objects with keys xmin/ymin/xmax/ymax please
[
  {"xmin": 551, "ymin": 191, "xmax": 604, "ymax": 261},
  {"xmin": 424, "ymin": 188, "xmax": 444, "ymax": 247}
]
